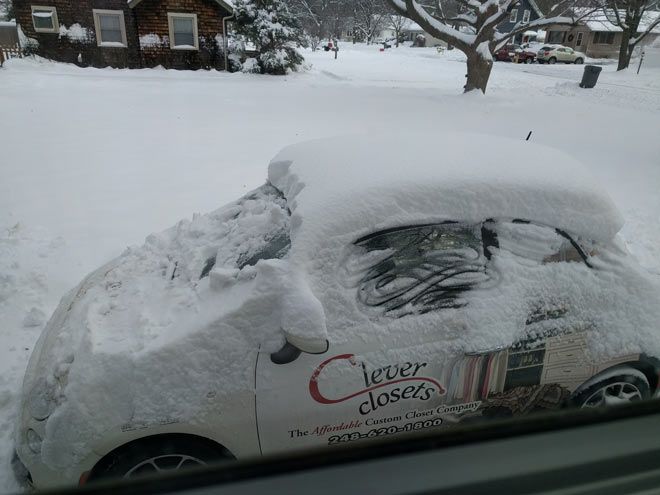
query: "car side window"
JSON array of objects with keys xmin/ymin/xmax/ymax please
[
  {"xmin": 493, "ymin": 221, "xmax": 587, "ymax": 264},
  {"xmin": 345, "ymin": 223, "xmax": 493, "ymax": 317}
]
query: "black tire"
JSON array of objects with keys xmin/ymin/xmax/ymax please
[
  {"xmin": 89, "ymin": 435, "xmax": 230, "ymax": 482},
  {"xmin": 572, "ymin": 368, "xmax": 650, "ymax": 409},
  {"xmin": 524, "ymin": 57, "xmax": 533, "ymax": 64},
  {"xmin": 575, "ymin": 57, "xmax": 584, "ymax": 64},
  {"xmin": 548, "ymin": 57, "xmax": 557, "ymax": 64}
]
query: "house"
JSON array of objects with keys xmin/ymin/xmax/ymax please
[
  {"xmin": 497, "ymin": 0, "xmax": 543, "ymax": 44},
  {"xmin": 399, "ymin": 19, "xmax": 444, "ymax": 47},
  {"xmin": 543, "ymin": 9, "xmax": 660, "ymax": 59},
  {"xmin": 13, "ymin": 0, "xmax": 233, "ymax": 69}
]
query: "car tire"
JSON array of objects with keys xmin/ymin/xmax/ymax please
[
  {"xmin": 524, "ymin": 58, "xmax": 533, "ymax": 64},
  {"xmin": 575, "ymin": 58, "xmax": 584, "ymax": 64},
  {"xmin": 89, "ymin": 435, "xmax": 230, "ymax": 482},
  {"xmin": 572, "ymin": 367, "xmax": 650, "ymax": 409},
  {"xmin": 548, "ymin": 57, "xmax": 557, "ymax": 64}
]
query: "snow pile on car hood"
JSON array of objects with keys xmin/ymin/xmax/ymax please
[
  {"xmin": 20, "ymin": 184, "xmax": 310, "ymax": 472},
  {"xmin": 268, "ymin": 132, "xmax": 624, "ymax": 257}
]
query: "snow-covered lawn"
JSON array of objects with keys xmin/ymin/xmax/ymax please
[{"xmin": 1, "ymin": 43, "xmax": 659, "ymax": 492}]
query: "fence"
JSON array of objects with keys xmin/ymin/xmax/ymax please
[
  {"xmin": 1, "ymin": 44, "xmax": 23, "ymax": 62},
  {"xmin": 1, "ymin": 23, "xmax": 21, "ymax": 64}
]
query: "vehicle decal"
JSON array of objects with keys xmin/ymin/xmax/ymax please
[{"xmin": 309, "ymin": 354, "xmax": 446, "ymax": 415}]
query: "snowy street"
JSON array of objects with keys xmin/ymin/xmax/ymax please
[{"xmin": 1, "ymin": 43, "xmax": 659, "ymax": 491}]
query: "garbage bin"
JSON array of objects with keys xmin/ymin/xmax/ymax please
[{"xmin": 579, "ymin": 65, "xmax": 602, "ymax": 88}]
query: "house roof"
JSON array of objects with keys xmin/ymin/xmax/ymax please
[
  {"xmin": 574, "ymin": 8, "xmax": 660, "ymax": 34},
  {"xmin": 127, "ymin": 0, "xmax": 233, "ymax": 12}
]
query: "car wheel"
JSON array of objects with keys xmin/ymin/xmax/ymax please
[
  {"xmin": 89, "ymin": 435, "xmax": 230, "ymax": 482},
  {"xmin": 548, "ymin": 57, "xmax": 557, "ymax": 64},
  {"xmin": 572, "ymin": 368, "xmax": 650, "ymax": 409},
  {"xmin": 575, "ymin": 57, "xmax": 584, "ymax": 64},
  {"xmin": 524, "ymin": 57, "xmax": 533, "ymax": 64}
]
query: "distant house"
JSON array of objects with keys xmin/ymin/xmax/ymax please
[
  {"xmin": 497, "ymin": 0, "xmax": 543, "ymax": 44},
  {"xmin": 544, "ymin": 9, "xmax": 660, "ymax": 59},
  {"xmin": 13, "ymin": 0, "xmax": 233, "ymax": 69}
]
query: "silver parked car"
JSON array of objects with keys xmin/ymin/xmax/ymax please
[{"xmin": 537, "ymin": 45, "xmax": 586, "ymax": 65}]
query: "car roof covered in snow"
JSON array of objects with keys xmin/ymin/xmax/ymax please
[{"xmin": 268, "ymin": 132, "xmax": 624, "ymax": 256}]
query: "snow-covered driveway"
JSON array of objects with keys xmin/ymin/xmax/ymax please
[{"xmin": 1, "ymin": 43, "xmax": 659, "ymax": 491}]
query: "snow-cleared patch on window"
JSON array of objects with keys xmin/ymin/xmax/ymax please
[{"xmin": 58, "ymin": 23, "xmax": 92, "ymax": 43}]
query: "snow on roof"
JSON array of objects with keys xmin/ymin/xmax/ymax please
[
  {"xmin": 0, "ymin": 20, "xmax": 16, "ymax": 26},
  {"xmin": 401, "ymin": 19, "xmax": 423, "ymax": 32},
  {"xmin": 268, "ymin": 133, "xmax": 623, "ymax": 259},
  {"xmin": 575, "ymin": 8, "xmax": 660, "ymax": 34}
]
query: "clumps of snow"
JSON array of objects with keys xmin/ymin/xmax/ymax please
[
  {"xmin": 269, "ymin": 132, "xmax": 624, "ymax": 254},
  {"xmin": 18, "ymin": 184, "xmax": 321, "ymax": 474},
  {"xmin": 267, "ymin": 131, "xmax": 660, "ymax": 362},
  {"xmin": 242, "ymin": 57, "xmax": 260, "ymax": 73},
  {"xmin": 58, "ymin": 23, "xmax": 92, "ymax": 43},
  {"xmin": 16, "ymin": 24, "xmax": 38, "ymax": 50}
]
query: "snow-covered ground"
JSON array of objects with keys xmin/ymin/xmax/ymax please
[{"xmin": 1, "ymin": 43, "xmax": 659, "ymax": 492}]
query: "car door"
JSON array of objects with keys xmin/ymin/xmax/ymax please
[
  {"xmin": 555, "ymin": 48, "xmax": 567, "ymax": 61},
  {"xmin": 255, "ymin": 222, "xmax": 495, "ymax": 456},
  {"xmin": 565, "ymin": 47, "xmax": 575, "ymax": 62}
]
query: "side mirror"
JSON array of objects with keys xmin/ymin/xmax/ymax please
[
  {"xmin": 270, "ymin": 333, "xmax": 329, "ymax": 365},
  {"xmin": 285, "ymin": 331, "xmax": 329, "ymax": 355}
]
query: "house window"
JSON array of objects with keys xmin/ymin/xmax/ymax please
[
  {"xmin": 547, "ymin": 31, "xmax": 565, "ymax": 43},
  {"xmin": 593, "ymin": 31, "xmax": 615, "ymax": 44},
  {"xmin": 510, "ymin": 9, "xmax": 518, "ymax": 23},
  {"xmin": 576, "ymin": 32, "xmax": 583, "ymax": 46},
  {"xmin": 92, "ymin": 9, "xmax": 127, "ymax": 47},
  {"xmin": 167, "ymin": 13, "xmax": 198, "ymax": 50},
  {"xmin": 522, "ymin": 9, "xmax": 531, "ymax": 23},
  {"xmin": 31, "ymin": 6, "xmax": 58, "ymax": 33}
]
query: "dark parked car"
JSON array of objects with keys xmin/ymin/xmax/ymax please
[{"xmin": 494, "ymin": 44, "xmax": 536, "ymax": 63}]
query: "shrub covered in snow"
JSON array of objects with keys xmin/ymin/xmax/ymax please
[{"xmin": 233, "ymin": 0, "xmax": 304, "ymax": 75}]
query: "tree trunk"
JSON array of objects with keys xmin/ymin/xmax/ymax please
[
  {"xmin": 617, "ymin": 29, "xmax": 632, "ymax": 71},
  {"xmin": 464, "ymin": 51, "xmax": 493, "ymax": 94}
]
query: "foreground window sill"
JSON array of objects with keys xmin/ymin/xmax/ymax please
[{"xmin": 171, "ymin": 45, "xmax": 198, "ymax": 51}]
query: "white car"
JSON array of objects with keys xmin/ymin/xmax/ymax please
[
  {"xmin": 14, "ymin": 133, "xmax": 660, "ymax": 489},
  {"xmin": 537, "ymin": 45, "xmax": 586, "ymax": 64}
]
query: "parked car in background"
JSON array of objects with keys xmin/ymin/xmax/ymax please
[
  {"xmin": 537, "ymin": 46, "xmax": 586, "ymax": 64},
  {"xmin": 494, "ymin": 44, "xmax": 536, "ymax": 63}
]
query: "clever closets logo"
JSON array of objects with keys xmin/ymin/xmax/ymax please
[{"xmin": 309, "ymin": 354, "xmax": 446, "ymax": 415}]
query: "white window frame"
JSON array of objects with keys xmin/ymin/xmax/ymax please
[
  {"xmin": 92, "ymin": 9, "xmax": 128, "ymax": 48},
  {"xmin": 31, "ymin": 5, "xmax": 59, "ymax": 33},
  {"xmin": 522, "ymin": 9, "xmax": 531, "ymax": 24},
  {"xmin": 167, "ymin": 12, "xmax": 199, "ymax": 50},
  {"xmin": 509, "ymin": 9, "xmax": 518, "ymax": 23}
]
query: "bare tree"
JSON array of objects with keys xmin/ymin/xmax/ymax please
[
  {"xmin": 387, "ymin": 12, "xmax": 409, "ymax": 45},
  {"xmin": 287, "ymin": 0, "xmax": 350, "ymax": 49},
  {"xmin": 353, "ymin": 0, "xmax": 388, "ymax": 44},
  {"xmin": 596, "ymin": 0, "xmax": 660, "ymax": 70},
  {"xmin": 385, "ymin": 0, "xmax": 590, "ymax": 93}
]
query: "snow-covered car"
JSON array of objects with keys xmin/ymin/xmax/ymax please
[
  {"xmin": 537, "ymin": 45, "xmax": 586, "ymax": 64},
  {"xmin": 14, "ymin": 133, "xmax": 660, "ymax": 489},
  {"xmin": 494, "ymin": 44, "xmax": 536, "ymax": 63}
]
